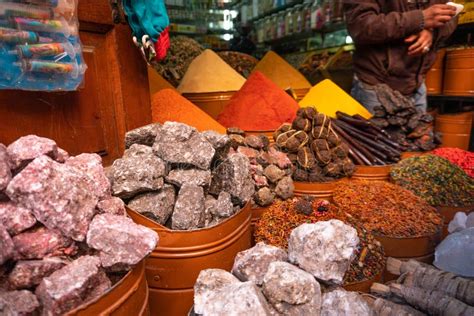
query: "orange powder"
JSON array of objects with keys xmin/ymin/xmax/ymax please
[{"xmin": 151, "ymin": 89, "xmax": 226, "ymax": 134}]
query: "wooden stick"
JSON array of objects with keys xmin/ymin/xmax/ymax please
[{"xmin": 332, "ymin": 123, "xmax": 376, "ymax": 164}]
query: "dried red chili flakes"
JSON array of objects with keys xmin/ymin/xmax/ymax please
[
  {"xmin": 333, "ymin": 180, "xmax": 442, "ymax": 238},
  {"xmin": 254, "ymin": 198, "xmax": 385, "ymax": 284},
  {"xmin": 432, "ymin": 148, "xmax": 474, "ymax": 178}
]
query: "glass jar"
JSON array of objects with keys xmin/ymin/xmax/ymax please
[
  {"xmin": 271, "ymin": 14, "xmax": 278, "ymax": 40},
  {"xmin": 263, "ymin": 17, "xmax": 272, "ymax": 42},
  {"xmin": 294, "ymin": 5, "xmax": 303, "ymax": 33},
  {"xmin": 323, "ymin": 0, "xmax": 332, "ymax": 26},
  {"xmin": 310, "ymin": 0, "xmax": 322, "ymax": 30},
  {"xmin": 285, "ymin": 8, "xmax": 293, "ymax": 36},
  {"xmin": 277, "ymin": 12, "xmax": 286, "ymax": 38},
  {"xmin": 332, "ymin": 0, "xmax": 344, "ymax": 22},
  {"xmin": 303, "ymin": 2, "xmax": 312, "ymax": 32}
]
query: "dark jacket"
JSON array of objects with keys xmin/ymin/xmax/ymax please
[{"xmin": 344, "ymin": 0, "xmax": 457, "ymax": 95}]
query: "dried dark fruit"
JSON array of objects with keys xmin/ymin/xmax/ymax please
[
  {"xmin": 327, "ymin": 130, "xmax": 341, "ymax": 147},
  {"xmin": 295, "ymin": 196, "xmax": 315, "ymax": 215},
  {"xmin": 312, "ymin": 126, "xmax": 329, "ymax": 139},
  {"xmin": 311, "ymin": 139, "xmax": 330, "ymax": 153},
  {"xmin": 332, "ymin": 145, "xmax": 348, "ymax": 159},
  {"xmin": 285, "ymin": 131, "xmax": 309, "ymax": 152},
  {"xmin": 229, "ymin": 134, "xmax": 245, "ymax": 148},
  {"xmin": 297, "ymin": 147, "xmax": 316, "ymax": 170},
  {"xmin": 323, "ymin": 163, "xmax": 342, "ymax": 177},
  {"xmin": 293, "ymin": 168, "xmax": 309, "ymax": 182},
  {"xmin": 292, "ymin": 117, "xmax": 312, "ymax": 132},
  {"xmin": 275, "ymin": 130, "xmax": 296, "ymax": 149},
  {"xmin": 273, "ymin": 123, "xmax": 293, "ymax": 140},
  {"xmin": 227, "ymin": 127, "xmax": 245, "ymax": 136},
  {"xmin": 342, "ymin": 158, "xmax": 355, "ymax": 176},
  {"xmin": 259, "ymin": 135, "xmax": 270, "ymax": 150},
  {"xmin": 313, "ymin": 113, "xmax": 330, "ymax": 127},
  {"xmin": 301, "ymin": 107, "xmax": 317, "ymax": 120},
  {"xmin": 314, "ymin": 149, "xmax": 332, "ymax": 165}
]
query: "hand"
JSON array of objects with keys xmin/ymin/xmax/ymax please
[
  {"xmin": 423, "ymin": 4, "xmax": 456, "ymax": 28},
  {"xmin": 405, "ymin": 29, "xmax": 433, "ymax": 56}
]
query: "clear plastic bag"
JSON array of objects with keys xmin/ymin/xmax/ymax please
[{"xmin": 0, "ymin": 0, "xmax": 86, "ymax": 91}]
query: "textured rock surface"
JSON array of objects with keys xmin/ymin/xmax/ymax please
[
  {"xmin": 237, "ymin": 146, "xmax": 259, "ymax": 162},
  {"xmin": 12, "ymin": 226, "xmax": 77, "ymax": 260},
  {"xmin": 245, "ymin": 135, "xmax": 265, "ymax": 149},
  {"xmin": 66, "ymin": 153, "xmax": 111, "ymax": 199},
  {"xmin": 83, "ymin": 269, "xmax": 112, "ymax": 303},
  {"xmin": 262, "ymin": 261, "xmax": 322, "ymax": 316},
  {"xmin": 123, "ymin": 143, "xmax": 154, "ymax": 158},
  {"xmin": 171, "ymin": 184, "xmax": 205, "ymax": 230},
  {"xmin": 213, "ymin": 191, "xmax": 234, "ymax": 218},
  {"xmin": 275, "ymin": 176, "xmax": 295, "ymax": 200},
  {"xmin": 0, "ymin": 201, "xmax": 36, "ymax": 235},
  {"xmin": 232, "ymin": 242, "xmax": 288, "ymax": 285},
  {"xmin": 263, "ymin": 165, "xmax": 285, "ymax": 184},
  {"xmin": 253, "ymin": 175, "xmax": 269, "ymax": 188},
  {"xmin": 128, "ymin": 185, "xmax": 176, "ymax": 225},
  {"xmin": 35, "ymin": 256, "xmax": 109, "ymax": 315},
  {"xmin": 254, "ymin": 187, "xmax": 275, "ymax": 207},
  {"xmin": 204, "ymin": 195, "xmax": 217, "ymax": 227},
  {"xmin": 0, "ymin": 144, "xmax": 11, "ymax": 192},
  {"xmin": 111, "ymin": 151, "xmax": 166, "ymax": 199},
  {"xmin": 194, "ymin": 269, "xmax": 240, "ymax": 315},
  {"xmin": 321, "ymin": 288, "xmax": 373, "ymax": 316},
  {"xmin": 0, "ymin": 290, "xmax": 40, "ymax": 315},
  {"xmin": 198, "ymin": 281, "xmax": 273, "ymax": 316},
  {"xmin": 6, "ymin": 135, "xmax": 58, "ymax": 171},
  {"xmin": 165, "ymin": 169, "xmax": 211, "ymax": 188},
  {"xmin": 209, "ymin": 153, "xmax": 254, "ymax": 205},
  {"xmin": 97, "ymin": 197, "xmax": 126, "ymax": 216},
  {"xmin": 86, "ymin": 214, "xmax": 158, "ymax": 271},
  {"xmin": 8, "ymin": 258, "xmax": 66, "ymax": 289},
  {"xmin": 125, "ymin": 123, "xmax": 162, "ymax": 148},
  {"xmin": 288, "ymin": 221, "xmax": 359, "ymax": 284},
  {"xmin": 153, "ymin": 122, "xmax": 215, "ymax": 170},
  {"xmin": 6, "ymin": 156, "xmax": 98, "ymax": 241},
  {"xmin": 55, "ymin": 147, "xmax": 69, "ymax": 163},
  {"xmin": 202, "ymin": 130, "xmax": 230, "ymax": 161},
  {"xmin": 0, "ymin": 224, "xmax": 14, "ymax": 265}
]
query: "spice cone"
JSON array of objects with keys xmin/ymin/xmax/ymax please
[
  {"xmin": 148, "ymin": 66, "xmax": 176, "ymax": 96},
  {"xmin": 178, "ymin": 49, "xmax": 246, "ymax": 93},
  {"xmin": 252, "ymin": 51, "xmax": 311, "ymax": 90},
  {"xmin": 151, "ymin": 88, "xmax": 226, "ymax": 133}
]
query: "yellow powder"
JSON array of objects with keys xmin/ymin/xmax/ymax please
[
  {"xmin": 178, "ymin": 49, "xmax": 246, "ymax": 93},
  {"xmin": 252, "ymin": 51, "xmax": 311, "ymax": 90},
  {"xmin": 148, "ymin": 66, "xmax": 176, "ymax": 97}
]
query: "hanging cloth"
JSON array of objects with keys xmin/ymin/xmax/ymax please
[{"xmin": 122, "ymin": 0, "xmax": 170, "ymax": 62}]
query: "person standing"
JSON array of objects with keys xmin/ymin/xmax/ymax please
[{"xmin": 344, "ymin": 1, "xmax": 458, "ymax": 113}]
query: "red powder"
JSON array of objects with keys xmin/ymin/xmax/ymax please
[{"xmin": 217, "ymin": 71, "xmax": 299, "ymax": 131}]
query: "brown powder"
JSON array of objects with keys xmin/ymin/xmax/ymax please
[
  {"xmin": 252, "ymin": 51, "xmax": 311, "ymax": 90},
  {"xmin": 177, "ymin": 49, "xmax": 246, "ymax": 93}
]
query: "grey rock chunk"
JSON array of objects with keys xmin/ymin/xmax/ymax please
[
  {"xmin": 0, "ymin": 201, "xmax": 36, "ymax": 235},
  {"xmin": 6, "ymin": 155, "xmax": 98, "ymax": 241},
  {"xmin": 12, "ymin": 226, "xmax": 77, "ymax": 260},
  {"xmin": 288, "ymin": 221, "xmax": 359, "ymax": 284},
  {"xmin": 55, "ymin": 147, "xmax": 69, "ymax": 163},
  {"xmin": 202, "ymin": 130, "xmax": 231, "ymax": 161},
  {"xmin": 0, "ymin": 290, "xmax": 40, "ymax": 316},
  {"xmin": 194, "ymin": 269, "xmax": 240, "ymax": 315},
  {"xmin": 213, "ymin": 191, "xmax": 234, "ymax": 218},
  {"xmin": 237, "ymin": 146, "xmax": 259, "ymax": 161},
  {"xmin": 66, "ymin": 153, "xmax": 111, "ymax": 199},
  {"xmin": 8, "ymin": 258, "xmax": 66, "ymax": 290},
  {"xmin": 171, "ymin": 184, "xmax": 205, "ymax": 230},
  {"xmin": 7, "ymin": 135, "xmax": 58, "ymax": 171},
  {"xmin": 275, "ymin": 176, "xmax": 295, "ymax": 200},
  {"xmin": 35, "ymin": 256, "xmax": 108, "ymax": 316},
  {"xmin": 128, "ymin": 185, "xmax": 176, "ymax": 225},
  {"xmin": 125, "ymin": 123, "xmax": 162, "ymax": 148},
  {"xmin": 245, "ymin": 135, "xmax": 265, "ymax": 149},
  {"xmin": 0, "ymin": 144, "xmax": 11, "ymax": 192},
  {"xmin": 97, "ymin": 197, "xmax": 126, "ymax": 216},
  {"xmin": 232, "ymin": 242, "xmax": 288, "ymax": 286},
  {"xmin": 254, "ymin": 187, "xmax": 275, "ymax": 207},
  {"xmin": 268, "ymin": 147, "xmax": 292, "ymax": 169},
  {"xmin": 86, "ymin": 214, "xmax": 158, "ymax": 271},
  {"xmin": 83, "ymin": 269, "xmax": 112, "ymax": 303},
  {"xmin": 321, "ymin": 288, "xmax": 373, "ymax": 316},
  {"xmin": 199, "ymin": 281, "xmax": 273, "ymax": 316},
  {"xmin": 165, "ymin": 169, "xmax": 211, "ymax": 188},
  {"xmin": 263, "ymin": 165, "xmax": 285, "ymax": 184},
  {"xmin": 253, "ymin": 175, "xmax": 269, "ymax": 188},
  {"xmin": 262, "ymin": 261, "xmax": 322, "ymax": 316},
  {"xmin": 209, "ymin": 153, "xmax": 255, "ymax": 205},
  {"xmin": 0, "ymin": 225, "xmax": 14, "ymax": 265},
  {"xmin": 204, "ymin": 195, "xmax": 217, "ymax": 227},
  {"xmin": 123, "ymin": 144, "xmax": 154, "ymax": 158},
  {"xmin": 153, "ymin": 122, "xmax": 215, "ymax": 170},
  {"xmin": 111, "ymin": 150, "xmax": 166, "ymax": 199}
]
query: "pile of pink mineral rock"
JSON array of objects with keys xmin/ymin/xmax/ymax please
[{"xmin": 0, "ymin": 135, "xmax": 158, "ymax": 315}]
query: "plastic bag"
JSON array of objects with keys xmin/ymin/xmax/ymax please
[
  {"xmin": 434, "ymin": 227, "xmax": 474, "ymax": 277},
  {"xmin": 0, "ymin": 0, "xmax": 86, "ymax": 91}
]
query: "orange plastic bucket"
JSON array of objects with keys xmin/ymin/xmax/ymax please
[
  {"xmin": 351, "ymin": 165, "xmax": 392, "ymax": 182},
  {"xmin": 293, "ymin": 181, "xmax": 339, "ymax": 200},
  {"xmin": 426, "ymin": 49, "xmax": 446, "ymax": 95},
  {"xmin": 183, "ymin": 91, "xmax": 235, "ymax": 119},
  {"xmin": 127, "ymin": 203, "xmax": 252, "ymax": 316},
  {"xmin": 435, "ymin": 111, "xmax": 473, "ymax": 150},
  {"xmin": 443, "ymin": 48, "xmax": 474, "ymax": 96}
]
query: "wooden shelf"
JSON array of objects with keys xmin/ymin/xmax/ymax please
[{"xmin": 249, "ymin": 0, "xmax": 304, "ymax": 23}]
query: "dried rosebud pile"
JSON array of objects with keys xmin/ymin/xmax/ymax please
[
  {"xmin": 112, "ymin": 122, "xmax": 254, "ymax": 231},
  {"xmin": 0, "ymin": 135, "xmax": 158, "ymax": 315},
  {"xmin": 217, "ymin": 51, "xmax": 258, "ymax": 78},
  {"xmin": 226, "ymin": 128, "xmax": 294, "ymax": 207},
  {"xmin": 254, "ymin": 198, "xmax": 385, "ymax": 284},
  {"xmin": 274, "ymin": 107, "xmax": 355, "ymax": 182},
  {"xmin": 391, "ymin": 155, "xmax": 474, "ymax": 207},
  {"xmin": 432, "ymin": 148, "xmax": 474, "ymax": 178},
  {"xmin": 333, "ymin": 180, "xmax": 443, "ymax": 238}
]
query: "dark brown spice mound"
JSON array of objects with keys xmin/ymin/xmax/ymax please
[
  {"xmin": 333, "ymin": 180, "xmax": 443, "ymax": 238},
  {"xmin": 254, "ymin": 198, "xmax": 385, "ymax": 284}
]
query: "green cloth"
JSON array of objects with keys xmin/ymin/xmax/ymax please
[{"xmin": 123, "ymin": 0, "xmax": 169, "ymax": 42}]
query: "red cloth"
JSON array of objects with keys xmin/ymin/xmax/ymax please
[{"xmin": 154, "ymin": 27, "xmax": 170, "ymax": 61}]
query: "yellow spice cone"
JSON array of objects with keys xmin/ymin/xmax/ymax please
[{"xmin": 299, "ymin": 79, "xmax": 372, "ymax": 119}]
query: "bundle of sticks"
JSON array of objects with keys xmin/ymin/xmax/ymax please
[
  {"xmin": 331, "ymin": 112, "xmax": 401, "ymax": 166},
  {"xmin": 369, "ymin": 258, "xmax": 474, "ymax": 316}
]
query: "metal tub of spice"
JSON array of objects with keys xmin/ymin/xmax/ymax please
[
  {"xmin": 293, "ymin": 180, "xmax": 339, "ymax": 200},
  {"xmin": 126, "ymin": 203, "xmax": 252, "ymax": 316},
  {"xmin": 351, "ymin": 165, "xmax": 392, "ymax": 182},
  {"xmin": 183, "ymin": 91, "xmax": 236, "ymax": 119}
]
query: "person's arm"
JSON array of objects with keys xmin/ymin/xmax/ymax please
[
  {"xmin": 343, "ymin": 1, "xmax": 424, "ymax": 45},
  {"xmin": 432, "ymin": 16, "xmax": 458, "ymax": 47}
]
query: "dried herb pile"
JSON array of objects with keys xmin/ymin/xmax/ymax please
[
  {"xmin": 254, "ymin": 198, "xmax": 385, "ymax": 284},
  {"xmin": 391, "ymin": 155, "xmax": 474, "ymax": 207},
  {"xmin": 331, "ymin": 112, "xmax": 401, "ymax": 165},
  {"xmin": 217, "ymin": 51, "xmax": 258, "ymax": 78},
  {"xmin": 333, "ymin": 180, "xmax": 442, "ymax": 238},
  {"xmin": 274, "ymin": 108, "xmax": 355, "ymax": 182},
  {"xmin": 432, "ymin": 148, "xmax": 474, "ymax": 178},
  {"xmin": 152, "ymin": 36, "xmax": 204, "ymax": 87},
  {"xmin": 370, "ymin": 84, "xmax": 440, "ymax": 152}
]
